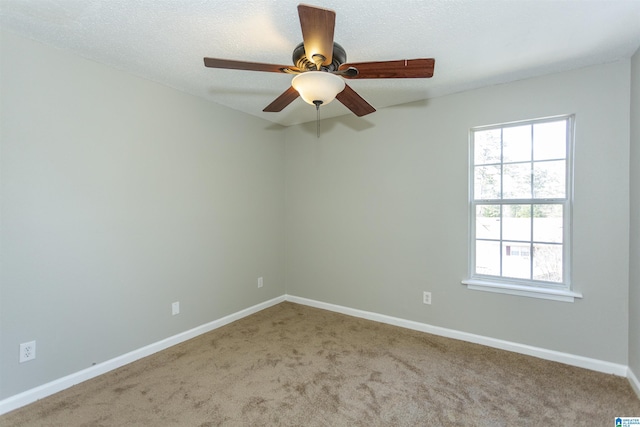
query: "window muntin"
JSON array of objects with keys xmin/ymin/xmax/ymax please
[{"xmin": 469, "ymin": 116, "xmax": 573, "ymax": 290}]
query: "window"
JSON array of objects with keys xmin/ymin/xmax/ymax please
[{"xmin": 462, "ymin": 115, "xmax": 581, "ymax": 302}]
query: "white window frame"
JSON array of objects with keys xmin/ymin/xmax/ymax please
[{"xmin": 462, "ymin": 115, "xmax": 582, "ymax": 302}]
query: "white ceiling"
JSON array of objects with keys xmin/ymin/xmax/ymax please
[{"xmin": 2, "ymin": 0, "xmax": 640, "ymax": 126}]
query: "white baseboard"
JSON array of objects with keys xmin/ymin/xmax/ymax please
[
  {"xmin": 285, "ymin": 294, "xmax": 630, "ymax": 378},
  {"xmin": 629, "ymin": 367, "xmax": 640, "ymax": 399},
  {"xmin": 0, "ymin": 295, "xmax": 285, "ymax": 416},
  {"xmin": 2, "ymin": 294, "xmax": 635, "ymax": 416}
]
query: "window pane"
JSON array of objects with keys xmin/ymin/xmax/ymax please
[
  {"xmin": 533, "ymin": 121, "xmax": 567, "ymax": 161},
  {"xmin": 474, "ymin": 129, "xmax": 501, "ymax": 165},
  {"xmin": 533, "ymin": 160, "xmax": 565, "ymax": 198},
  {"xmin": 503, "ymin": 205, "xmax": 531, "ymax": 241},
  {"xmin": 533, "ymin": 204, "xmax": 563, "ymax": 243},
  {"xmin": 503, "ymin": 163, "xmax": 531, "ymax": 199},
  {"xmin": 475, "ymin": 165, "xmax": 501, "ymax": 199},
  {"xmin": 503, "ymin": 125, "xmax": 531, "ymax": 163},
  {"xmin": 469, "ymin": 116, "xmax": 571, "ymax": 289},
  {"xmin": 476, "ymin": 240, "xmax": 500, "ymax": 276},
  {"xmin": 476, "ymin": 205, "xmax": 501, "ymax": 240},
  {"xmin": 533, "ymin": 244, "xmax": 563, "ymax": 282},
  {"xmin": 502, "ymin": 241, "xmax": 531, "ymax": 279}
]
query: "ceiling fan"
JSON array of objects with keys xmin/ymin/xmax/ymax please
[{"xmin": 203, "ymin": 4, "xmax": 435, "ymax": 118}]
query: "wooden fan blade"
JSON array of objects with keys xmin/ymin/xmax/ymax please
[
  {"xmin": 338, "ymin": 58, "xmax": 435, "ymax": 79},
  {"xmin": 298, "ymin": 4, "xmax": 335, "ymax": 67},
  {"xmin": 263, "ymin": 87, "xmax": 300, "ymax": 112},
  {"xmin": 204, "ymin": 58, "xmax": 301, "ymax": 74},
  {"xmin": 335, "ymin": 84, "xmax": 376, "ymax": 117}
]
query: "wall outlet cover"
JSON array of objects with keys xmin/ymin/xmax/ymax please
[
  {"xmin": 20, "ymin": 341, "xmax": 36, "ymax": 363},
  {"xmin": 423, "ymin": 292, "xmax": 432, "ymax": 305}
]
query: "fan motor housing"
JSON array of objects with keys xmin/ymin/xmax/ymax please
[{"xmin": 292, "ymin": 42, "xmax": 346, "ymax": 71}]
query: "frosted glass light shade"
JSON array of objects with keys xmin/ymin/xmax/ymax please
[{"xmin": 291, "ymin": 71, "xmax": 345, "ymax": 106}]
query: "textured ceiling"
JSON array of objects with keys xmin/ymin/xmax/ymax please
[{"xmin": 2, "ymin": 0, "xmax": 640, "ymax": 126}]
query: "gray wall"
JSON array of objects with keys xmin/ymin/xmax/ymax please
[
  {"xmin": 0, "ymin": 31, "xmax": 286, "ymax": 399},
  {"xmin": 630, "ymin": 47, "xmax": 640, "ymax": 382},
  {"xmin": 1, "ymin": 29, "xmax": 637, "ymax": 402},
  {"xmin": 285, "ymin": 60, "xmax": 631, "ymax": 364}
]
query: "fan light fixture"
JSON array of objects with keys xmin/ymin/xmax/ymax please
[
  {"xmin": 291, "ymin": 71, "xmax": 345, "ymax": 107},
  {"xmin": 204, "ymin": 4, "xmax": 435, "ymax": 119}
]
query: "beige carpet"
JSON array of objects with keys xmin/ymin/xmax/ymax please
[{"xmin": 2, "ymin": 302, "xmax": 639, "ymax": 426}]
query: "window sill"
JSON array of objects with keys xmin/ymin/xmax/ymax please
[{"xmin": 461, "ymin": 279, "xmax": 582, "ymax": 302}]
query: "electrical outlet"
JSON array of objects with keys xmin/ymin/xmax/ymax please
[
  {"xmin": 172, "ymin": 301, "xmax": 180, "ymax": 315},
  {"xmin": 423, "ymin": 291, "xmax": 432, "ymax": 305},
  {"xmin": 20, "ymin": 341, "xmax": 36, "ymax": 363},
  {"xmin": 258, "ymin": 277, "xmax": 263, "ymax": 288}
]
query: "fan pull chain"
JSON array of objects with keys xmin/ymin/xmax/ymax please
[{"xmin": 313, "ymin": 100, "xmax": 322, "ymax": 138}]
